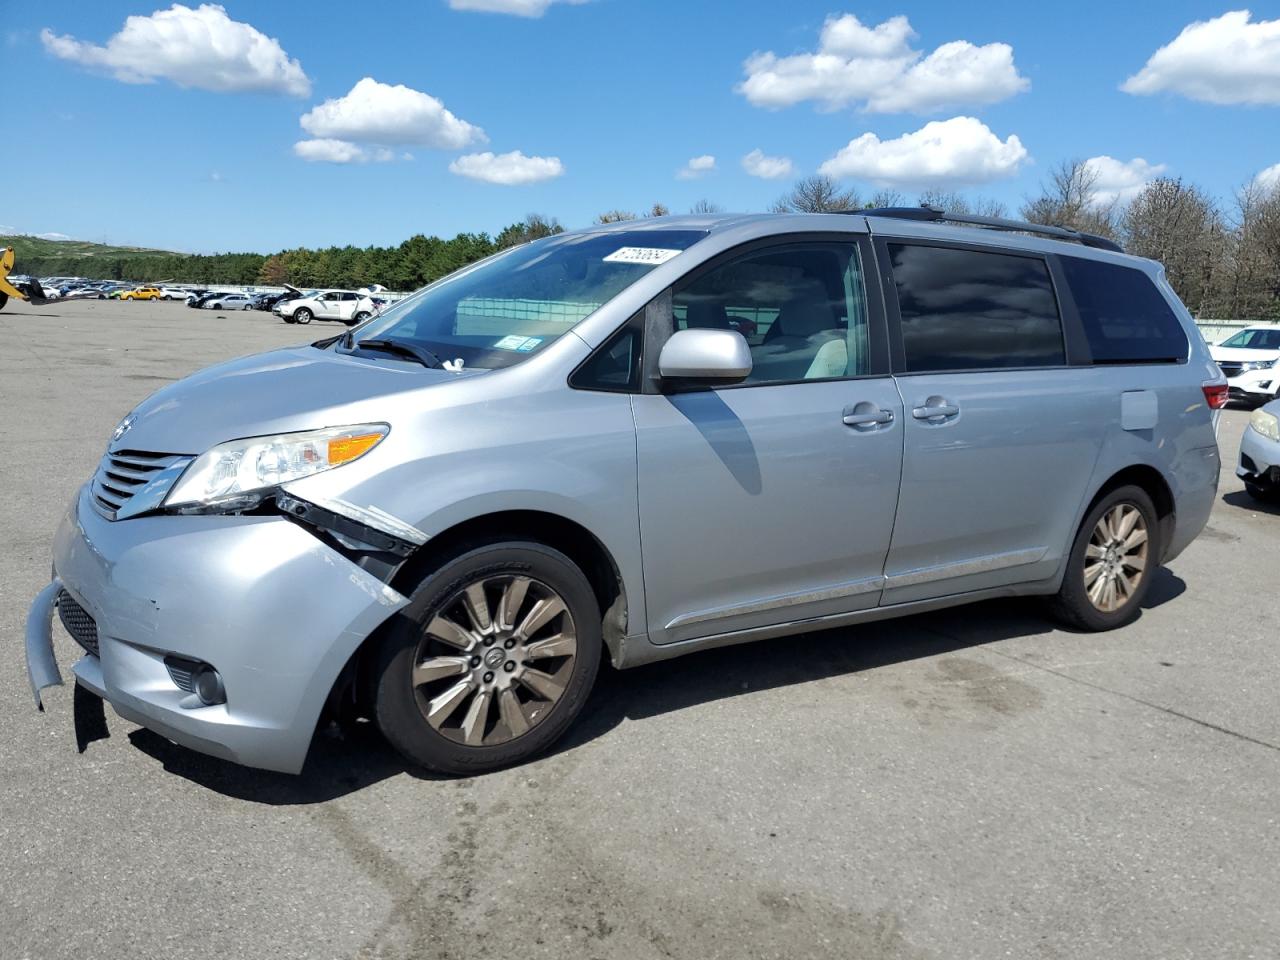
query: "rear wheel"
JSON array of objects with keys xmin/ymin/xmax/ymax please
[
  {"xmin": 0, "ymin": 292, "xmax": 6, "ymax": 311},
  {"xmin": 373, "ymin": 540, "xmax": 601, "ymax": 774},
  {"xmin": 353, "ymin": 310, "xmax": 371, "ymax": 324},
  {"xmin": 294, "ymin": 308, "xmax": 312, "ymax": 325},
  {"xmin": 1050, "ymin": 485, "xmax": 1159, "ymax": 631}
]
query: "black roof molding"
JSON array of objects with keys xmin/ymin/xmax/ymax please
[{"xmin": 851, "ymin": 205, "xmax": 1124, "ymax": 254}]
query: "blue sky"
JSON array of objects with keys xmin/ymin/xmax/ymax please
[{"xmin": 3, "ymin": 1, "xmax": 1278, "ymax": 253}]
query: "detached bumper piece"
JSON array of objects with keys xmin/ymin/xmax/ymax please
[{"xmin": 25, "ymin": 581, "xmax": 64, "ymax": 710}]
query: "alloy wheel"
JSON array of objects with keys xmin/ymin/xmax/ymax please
[
  {"xmin": 1083, "ymin": 503, "xmax": 1149, "ymax": 613},
  {"xmin": 411, "ymin": 574, "xmax": 577, "ymax": 747}
]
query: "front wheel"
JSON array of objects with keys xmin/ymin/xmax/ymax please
[
  {"xmin": 1245, "ymin": 480, "xmax": 1280, "ymax": 504},
  {"xmin": 1050, "ymin": 485, "xmax": 1159, "ymax": 631},
  {"xmin": 293, "ymin": 308, "xmax": 312, "ymax": 325},
  {"xmin": 373, "ymin": 541, "xmax": 602, "ymax": 774},
  {"xmin": 353, "ymin": 310, "xmax": 371, "ymax": 323}
]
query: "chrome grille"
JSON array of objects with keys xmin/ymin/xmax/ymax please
[
  {"xmin": 90, "ymin": 449, "xmax": 186, "ymax": 520},
  {"xmin": 56, "ymin": 590, "xmax": 99, "ymax": 656}
]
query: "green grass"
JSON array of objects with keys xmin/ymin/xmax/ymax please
[{"xmin": 0, "ymin": 234, "xmax": 178, "ymax": 260}]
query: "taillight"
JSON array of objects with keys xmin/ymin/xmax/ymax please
[{"xmin": 1202, "ymin": 382, "xmax": 1229, "ymax": 410}]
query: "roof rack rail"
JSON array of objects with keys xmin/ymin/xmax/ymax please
[{"xmin": 851, "ymin": 205, "xmax": 1124, "ymax": 254}]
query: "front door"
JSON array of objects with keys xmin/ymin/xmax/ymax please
[{"xmin": 633, "ymin": 238, "xmax": 903, "ymax": 645}]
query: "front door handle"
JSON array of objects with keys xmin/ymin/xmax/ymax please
[
  {"xmin": 842, "ymin": 402, "xmax": 895, "ymax": 428},
  {"xmin": 912, "ymin": 396, "xmax": 959, "ymax": 421}
]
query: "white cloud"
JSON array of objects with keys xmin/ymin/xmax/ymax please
[
  {"xmin": 1122, "ymin": 10, "xmax": 1280, "ymax": 105},
  {"xmin": 738, "ymin": 13, "xmax": 1028, "ymax": 114},
  {"xmin": 36, "ymin": 232, "xmax": 72, "ymax": 241},
  {"xmin": 741, "ymin": 149, "xmax": 794, "ymax": 180},
  {"xmin": 677, "ymin": 155, "xmax": 717, "ymax": 180},
  {"xmin": 1256, "ymin": 163, "xmax": 1280, "ymax": 191},
  {"xmin": 300, "ymin": 77, "xmax": 485, "ymax": 149},
  {"xmin": 447, "ymin": 0, "xmax": 587, "ymax": 15},
  {"xmin": 293, "ymin": 139, "xmax": 395, "ymax": 164},
  {"xmin": 1083, "ymin": 156, "xmax": 1167, "ymax": 206},
  {"xmin": 819, "ymin": 116, "xmax": 1028, "ymax": 187},
  {"xmin": 41, "ymin": 4, "xmax": 309, "ymax": 96},
  {"xmin": 449, "ymin": 150, "xmax": 564, "ymax": 185}
]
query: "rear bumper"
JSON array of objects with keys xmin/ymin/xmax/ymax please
[{"xmin": 27, "ymin": 486, "xmax": 409, "ymax": 773}]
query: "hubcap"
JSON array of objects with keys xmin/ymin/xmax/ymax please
[
  {"xmin": 1083, "ymin": 504, "xmax": 1149, "ymax": 613},
  {"xmin": 410, "ymin": 575, "xmax": 577, "ymax": 747}
]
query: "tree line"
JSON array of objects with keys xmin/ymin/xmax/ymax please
[{"xmin": 15, "ymin": 165, "xmax": 1280, "ymax": 321}]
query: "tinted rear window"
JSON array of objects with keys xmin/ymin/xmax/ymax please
[
  {"xmin": 888, "ymin": 243, "xmax": 1065, "ymax": 372},
  {"xmin": 1060, "ymin": 257, "xmax": 1188, "ymax": 364}
]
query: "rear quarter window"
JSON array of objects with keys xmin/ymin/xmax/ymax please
[{"xmin": 1060, "ymin": 257, "xmax": 1188, "ymax": 364}]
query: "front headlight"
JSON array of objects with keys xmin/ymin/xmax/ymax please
[
  {"xmin": 1250, "ymin": 409, "xmax": 1280, "ymax": 442},
  {"xmin": 164, "ymin": 424, "xmax": 389, "ymax": 508}
]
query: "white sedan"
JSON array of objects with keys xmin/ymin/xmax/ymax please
[
  {"xmin": 1210, "ymin": 326, "xmax": 1280, "ymax": 407},
  {"xmin": 201, "ymin": 293, "xmax": 255, "ymax": 311}
]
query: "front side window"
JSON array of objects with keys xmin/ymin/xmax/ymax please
[
  {"xmin": 1059, "ymin": 256, "xmax": 1188, "ymax": 364},
  {"xmin": 346, "ymin": 229, "xmax": 707, "ymax": 370},
  {"xmin": 888, "ymin": 243, "xmax": 1065, "ymax": 372},
  {"xmin": 671, "ymin": 242, "xmax": 870, "ymax": 385}
]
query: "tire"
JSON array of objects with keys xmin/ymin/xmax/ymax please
[
  {"xmin": 0, "ymin": 292, "xmax": 6, "ymax": 311},
  {"xmin": 354, "ymin": 311, "xmax": 371, "ymax": 323},
  {"xmin": 1245, "ymin": 480, "xmax": 1280, "ymax": 503},
  {"xmin": 1050, "ymin": 484, "xmax": 1160, "ymax": 631},
  {"xmin": 294, "ymin": 308, "xmax": 312, "ymax": 325},
  {"xmin": 373, "ymin": 540, "xmax": 602, "ymax": 774}
]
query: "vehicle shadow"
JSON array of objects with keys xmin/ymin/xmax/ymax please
[
  {"xmin": 1221, "ymin": 489, "xmax": 1280, "ymax": 517},
  {"xmin": 123, "ymin": 569, "xmax": 1185, "ymax": 804}
]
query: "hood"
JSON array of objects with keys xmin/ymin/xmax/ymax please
[
  {"xmin": 1210, "ymin": 346, "xmax": 1280, "ymax": 362},
  {"xmin": 111, "ymin": 346, "xmax": 482, "ymax": 455}
]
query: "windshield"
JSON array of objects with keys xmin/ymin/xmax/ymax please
[
  {"xmin": 1221, "ymin": 328, "xmax": 1280, "ymax": 350},
  {"xmin": 341, "ymin": 229, "xmax": 707, "ymax": 369}
]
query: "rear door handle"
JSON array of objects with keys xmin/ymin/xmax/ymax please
[
  {"xmin": 842, "ymin": 403, "xmax": 895, "ymax": 428},
  {"xmin": 912, "ymin": 396, "xmax": 959, "ymax": 421}
]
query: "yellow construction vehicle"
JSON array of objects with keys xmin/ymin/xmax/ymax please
[{"xmin": 0, "ymin": 246, "xmax": 94, "ymax": 309}]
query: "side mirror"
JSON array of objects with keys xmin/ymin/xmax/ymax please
[{"xmin": 658, "ymin": 328, "xmax": 752, "ymax": 383}]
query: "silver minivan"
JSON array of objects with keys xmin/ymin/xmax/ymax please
[{"xmin": 25, "ymin": 210, "xmax": 1225, "ymax": 775}]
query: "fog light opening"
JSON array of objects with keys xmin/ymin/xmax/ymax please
[{"xmin": 193, "ymin": 666, "xmax": 227, "ymax": 706}]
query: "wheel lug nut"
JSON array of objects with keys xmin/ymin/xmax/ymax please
[
  {"xmin": 483, "ymin": 637, "xmax": 494, "ymax": 647},
  {"xmin": 483, "ymin": 671, "xmax": 495, "ymax": 683},
  {"xmin": 504, "ymin": 639, "xmax": 515, "ymax": 649},
  {"xmin": 470, "ymin": 656, "xmax": 481, "ymax": 667},
  {"xmin": 504, "ymin": 661, "xmax": 516, "ymax": 673}
]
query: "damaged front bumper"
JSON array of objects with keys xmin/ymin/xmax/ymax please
[{"xmin": 24, "ymin": 486, "xmax": 411, "ymax": 773}]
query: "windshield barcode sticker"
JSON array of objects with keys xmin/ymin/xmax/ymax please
[{"xmin": 603, "ymin": 247, "xmax": 682, "ymax": 266}]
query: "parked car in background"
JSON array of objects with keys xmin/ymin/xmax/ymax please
[
  {"xmin": 253, "ymin": 291, "xmax": 300, "ymax": 311},
  {"xmin": 121, "ymin": 286, "xmax": 162, "ymax": 301},
  {"xmin": 186, "ymin": 291, "xmax": 220, "ymax": 308},
  {"xmin": 274, "ymin": 289, "xmax": 375, "ymax": 325},
  {"xmin": 1210, "ymin": 326, "xmax": 1280, "ymax": 407},
  {"xmin": 160, "ymin": 286, "xmax": 190, "ymax": 300},
  {"xmin": 201, "ymin": 293, "xmax": 254, "ymax": 311},
  {"xmin": 26, "ymin": 210, "xmax": 1223, "ymax": 777},
  {"xmin": 1238, "ymin": 399, "xmax": 1280, "ymax": 503}
]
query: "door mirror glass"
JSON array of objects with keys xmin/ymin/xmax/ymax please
[{"xmin": 658, "ymin": 328, "xmax": 752, "ymax": 382}]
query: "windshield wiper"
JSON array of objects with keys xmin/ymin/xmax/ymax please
[{"xmin": 354, "ymin": 338, "xmax": 444, "ymax": 369}]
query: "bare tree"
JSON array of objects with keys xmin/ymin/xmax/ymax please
[
  {"xmin": 772, "ymin": 175, "xmax": 860, "ymax": 213},
  {"xmin": 865, "ymin": 188, "xmax": 905, "ymax": 209},
  {"xmin": 1019, "ymin": 159, "xmax": 1118, "ymax": 237},
  {"xmin": 596, "ymin": 210, "xmax": 637, "ymax": 224},
  {"xmin": 647, "ymin": 202, "xmax": 670, "ymax": 218},
  {"xmin": 1123, "ymin": 178, "xmax": 1226, "ymax": 316},
  {"xmin": 690, "ymin": 199, "xmax": 725, "ymax": 214},
  {"xmin": 495, "ymin": 213, "xmax": 563, "ymax": 249}
]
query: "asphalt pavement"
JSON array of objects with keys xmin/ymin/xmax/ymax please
[{"xmin": 1, "ymin": 298, "xmax": 1276, "ymax": 959}]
